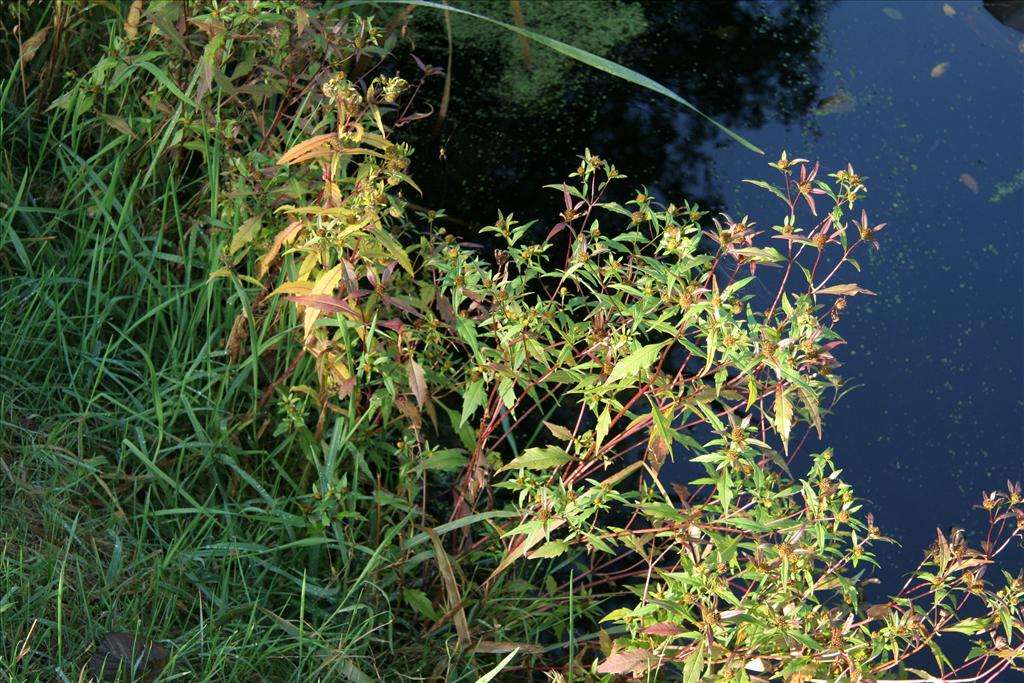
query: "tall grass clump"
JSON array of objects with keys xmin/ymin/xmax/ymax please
[{"xmin": 1, "ymin": 2, "xmax": 1020, "ymax": 682}]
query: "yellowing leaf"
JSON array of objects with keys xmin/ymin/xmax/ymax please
[
  {"xmin": 943, "ymin": 3, "xmax": 956, "ymax": 16},
  {"xmin": 498, "ymin": 446, "xmax": 570, "ymax": 473},
  {"xmin": 277, "ymin": 133, "xmax": 337, "ymax": 166},
  {"xmin": 774, "ymin": 388, "xmax": 793, "ymax": 452},
  {"xmin": 302, "ymin": 264, "xmax": 344, "ymax": 339},
  {"xmin": 257, "ymin": 220, "xmax": 304, "ymax": 278},
  {"xmin": 930, "ymin": 62, "xmax": 950, "ymax": 78},
  {"xmin": 229, "ymin": 215, "xmax": 261, "ymax": 256},
  {"xmin": 815, "ymin": 283, "xmax": 876, "ymax": 296}
]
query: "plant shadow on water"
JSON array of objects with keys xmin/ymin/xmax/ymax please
[{"xmin": 400, "ymin": 0, "xmax": 1023, "ymax": 594}]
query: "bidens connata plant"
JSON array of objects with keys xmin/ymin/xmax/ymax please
[{"xmin": 257, "ymin": 76, "xmax": 1023, "ymax": 679}]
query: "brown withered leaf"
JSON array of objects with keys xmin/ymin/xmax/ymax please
[
  {"xmin": 124, "ymin": 0, "xmax": 144, "ymax": 41},
  {"xmin": 226, "ymin": 311, "xmax": 248, "ymax": 363},
  {"xmin": 90, "ymin": 632, "xmax": 169, "ymax": 682},
  {"xmin": 597, "ymin": 647, "xmax": 653, "ymax": 674},
  {"xmin": 407, "ymin": 359, "xmax": 427, "ymax": 408},
  {"xmin": 20, "ymin": 27, "xmax": 51, "ymax": 64}
]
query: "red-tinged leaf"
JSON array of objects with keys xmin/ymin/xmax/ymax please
[
  {"xmin": 407, "ymin": 359, "xmax": 427, "ymax": 408},
  {"xmin": 287, "ymin": 295, "xmax": 361, "ymax": 319},
  {"xmin": 815, "ymin": 283, "xmax": 876, "ymax": 296},
  {"xmin": 546, "ymin": 221, "xmax": 569, "ymax": 240},
  {"xmin": 597, "ymin": 648, "xmax": 653, "ymax": 674},
  {"xmin": 643, "ymin": 622, "xmax": 684, "ymax": 636}
]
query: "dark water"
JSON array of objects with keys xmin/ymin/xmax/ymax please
[{"xmin": 401, "ymin": 0, "xmax": 1023, "ymax": 585}]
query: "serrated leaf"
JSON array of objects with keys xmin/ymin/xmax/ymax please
[
  {"xmin": 527, "ymin": 540, "xmax": 569, "ymax": 559},
  {"xmin": 544, "ymin": 422, "xmax": 573, "ymax": 441},
  {"xmin": 774, "ymin": 388, "xmax": 794, "ymax": 452},
  {"xmin": 460, "ymin": 379, "xmax": 486, "ymax": 428},
  {"xmin": 683, "ymin": 641, "xmax": 705, "ymax": 683},
  {"xmin": 643, "ymin": 622, "xmax": 685, "ymax": 636},
  {"xmin": 230, "ymin": 215, "xmax": 262, "ymax": 256},
  {"xmin": 498, "ymin": 446, "xmax": 570, "ymax": 473},
  {"xmin": 607, "ymin": 342, "xmax": 666, "ymax": 385}
]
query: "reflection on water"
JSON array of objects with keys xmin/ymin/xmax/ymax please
[{"xmin": 402, "ymin": 0, "xmax": 1023, "ymax": 584}]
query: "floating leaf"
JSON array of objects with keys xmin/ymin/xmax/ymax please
[
  {"xmin": 959, "ymin": 172, "xmax": 979, "ymax": 194},
  {"xmin": 498, "ymin": 445, "xmax": 570, "ymax": 473},
  {"xmin": 943, "ymin": 3, "xmax": 956, "ymax": 16},
  {"xmin": 930, "ymin": 61, "xmax": 950, "ymax": 78},
  {"xmin": 882, "ymin": 7, "xmax": 904, "ymax": 20},
  {"xmin": 814, "ymin": 89, "xmax": 856, "ymax": 116},
  {"xmin": 90, "ymin": 633, "xmax": 169, "ymax": 682}
]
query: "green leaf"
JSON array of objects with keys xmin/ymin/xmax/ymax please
[
  {"xmin": 607, "ymin": 342, "xmax": 666, "ymax": 385},
  {"xmin": 498, "ymin": 445, "xmax": 570, "ymax": 473},
  {"xmin": 544, "ymin": 422, "xmax": 574, "ymax": 441},
  {"xmin": 403, "ymin": 588, "xmax": 440, "ymax": 620},
  {"xmin": 683, "ymin": 641, "xmax": 705, "ymax": 683},
  {"xmin": 362, "ymin": 1, "xmax": 763, "ymax": 154},
  {"xmin": 595, "ymin": 406, "xmax": 611, "ymax": 452},
  {"xmin": 527, "ymin": 540, "xmax": 569, "ymax": 559},
  {"xmin": 944, "ymin": 617, "xmax": 993, "ymax": 635},
  {"xmin": 472, "ymin": 648, "xmax": 520, "ymax": 683},
  {"xmin": 415, "ymin": 449, "xmax": 468, "ymax": 473},
  {"xmin": 741, "ymin": 178, "xmax": 789, "ymax": 203},
  {"xmin": 460, "ymin": 379, "xmax": 486, "ymax": 428}
]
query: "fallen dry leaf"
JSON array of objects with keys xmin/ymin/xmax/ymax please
[
  {"xmin": 90, "ymin": 632, "xmax": 169, "ymax": 682},
  {"xmin": 931, "ymin": 62, "xmax": 950, "ymax": 78}
]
